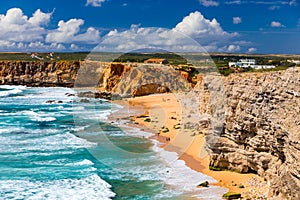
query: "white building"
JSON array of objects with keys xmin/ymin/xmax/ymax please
[
  {"xmin": 252, "ymin": 65, "xmax": 275, "ymax": 70},
  {"xmin": 229, "ymin": 59, "xmax": 256, "ymax": 68},
  {"xmin": 287, "ymin": 59, "xmax": 300, "ymax": 65},
  {"xmin": 229, "ymin": 59, "xmax": 276, "ymax": 70}
]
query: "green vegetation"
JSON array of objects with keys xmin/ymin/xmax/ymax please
[
  {"xmin": 198, "ymin": 181, "xmax": 209, "ymax": 187},
  {"xmin": 222, "ymin": 192, "xmax": 242, "ymax": 200},
  {"xmin": 0, "ymin": 52, "xmax": 89, "ymax": 61},
  {"xmin": 209, "ymin": 166, "xmax": 223, "ymax": 171},
  {"xmin": 216, "ymin": 64, "xmax": 236, "ymax": 76},
  {"xmin": 173, "ymin": 124, "xmax": 181, "ymax": 129},
  {"xmin": 136, "ymin": 115, "xmax": 149, "ymax": 118},
  {"xmin": 161, "ymin": 127, "xmax": 169, "ymax": 133},
  {"xmin": 144, "ymin": 118, "xmax": 151, "ymax": 122},
  {"xmin": 213, "ymin": 54, "xmax": 299, "ymax": 76},
  {"xmin": 113, "ymin": 52, "xmax": 187, "ymax": 65}
]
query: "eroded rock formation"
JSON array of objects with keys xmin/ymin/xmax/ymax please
[
  {"xmin": 207, "ymin": 67, "xmax": 300, "ymax": 199},
  {"xmin": 0, "ymin": 61, "xmax": 80, "ymax": 87}
]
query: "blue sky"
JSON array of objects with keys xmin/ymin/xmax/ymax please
[{"xmin": 0, "ymin": 0, "xmax": 299, "ymax": 53}]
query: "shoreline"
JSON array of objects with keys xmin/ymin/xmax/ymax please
[{"xmin": 112, "ymin": 93, "xmax": 269, "ymax": 199}]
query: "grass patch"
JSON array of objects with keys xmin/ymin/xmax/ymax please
[
  {"xmin": 144, "ymin": 118, "xmax": 151, "ymax": 122},
  {"xmin": 162, "ymin": 127, "xmax": 169, "ymax": 133},
  {"xmin": 197, "ymin": 181, "xmax": 209, "ymax": 187},
  {"xmin": 209, "ymin": 166, "xmax": 223, "ymax": 171},
  {"xmin": 173, "ymin": 125, "xmax": 181, "ymax": 129},
  {"xmin": 222, "ymin": 192, "xmax": 241, "ymax": 199},
  {"xmin": 136, "ymin": 115, "xmax": 149, "ymax": 118}
]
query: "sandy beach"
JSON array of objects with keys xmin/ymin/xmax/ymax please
[{"xmin": 116, "ymin": 93, "xmax": 269, "ymax": 199}]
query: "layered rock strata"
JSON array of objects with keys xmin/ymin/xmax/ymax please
[
  {"xmin": 207, "ymin": 68, "xmax": 300, "ymax": 199},
  {"xmin": 0, "ymin": 61, "xmax": 80, "ymax": 87}
]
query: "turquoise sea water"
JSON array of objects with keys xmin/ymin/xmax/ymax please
[{"xmin": 0, "ymin": 85, "xmax": 226, "ymax": 200}]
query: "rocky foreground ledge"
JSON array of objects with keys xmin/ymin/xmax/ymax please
[{"xmin": 0, "ymin": 60, "xmax": 299, "ymax": 199}]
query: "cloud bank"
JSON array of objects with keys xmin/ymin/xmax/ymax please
[
  {"xmin": 95, "ymin": 11, "xmax": 239, "ymax": 52},
  {"xmin": 0, "ymin": 8, "xmax": 101, "ymax": 51},
  {"xmin": 0, "ymin": 8, "xmax": 250, "ymax": 53}
]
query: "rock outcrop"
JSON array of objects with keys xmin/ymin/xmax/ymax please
[
  {"xmin": 207, "ymin": 67, "xmax": 300, "ymax": 199},
  {"xmin": 0, "ymin": 61, "xmax": 80, "ymax": 87},
  {"xmin": 111, "ymin": 64, "xmax": 192, "ymax": 97},
  {"xmin": 0, "ymin": 61, "xmax": 193, "ymax": 97}
]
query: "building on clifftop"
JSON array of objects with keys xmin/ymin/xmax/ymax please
[{"xmin": 144, "ymin": 58, "xmax": 168, "ymax": 64}]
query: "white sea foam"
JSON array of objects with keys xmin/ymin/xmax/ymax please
[
  {"xmin": 65, "ymin": 159, "xmax": 94, "ymax": 166},
  {"xmin": 0, "ymin": 174, "xmax": 115, "ymax": 200},
  {"xmin": 0, "ymin": 130, "xmax": 96, "ymax": 154},
  {"xmin": 151, "ymin": 141, "xmax": 228, "ymax": 199},
  {"xmin": 0, "ymin": 85, "xmax": 26, "ymax": 97},
  {"xmin": 12, "ymin": 87, "xmax": 76, "ymax": 104},
  {"xmin": 21, "ymin": 110, "xmax": 57, "ymax": 122},
  {"xmin": 0, "ymin": 127, "xmax": 24, "ymax": 134}
]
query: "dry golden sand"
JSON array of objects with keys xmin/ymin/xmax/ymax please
[{"xmin": 116, "ymin": 93, "xmax": 269, "ymax": 198}]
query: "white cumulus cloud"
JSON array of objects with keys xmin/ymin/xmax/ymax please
[
  {"xmin": 270, "ymin": 21, "xmax": 285, "ymax": 27},
  {"xmin": 46, "ymin": 19, "xmax": 100, "ymax": 44},
  {"xmin": 0, "ymin": 8, "xmax": 51, "ymax": 42},
  {"xmin": 199, "ymin": 0, "xmax": 219, "ymax": 7},
  {"xmin": 86, "ymin": 0, "xmax": 106, "ymax": 7},
  {"xmin": 233, "ymin": 17, "xmax": 242, "ymax": 24},
  {"xmin": 29, "ymin": 9, "xmax": 52, "ymax": 26},
  {"xmin": 0, "ymin": 7, "xmax": 101, "ymax": 51},
  {"xmin": 222, "ymin": 44, "xmax": 240, "ymax": 52},
  {"xmin": 94, "ymin": 11, "xmax": 238, "ymax": 52},
  {"xmin": 174, "ymin": 11, "xmax": 237, "ymax": 44},
  {"xmin": 248, "ymin": 47, "xmax": 257, "ymax": 53}
]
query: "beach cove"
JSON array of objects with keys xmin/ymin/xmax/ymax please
[{"xmin": 112, "ymin": 93, "xmax": 269, "ymax": 199}]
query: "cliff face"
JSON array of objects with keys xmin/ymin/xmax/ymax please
[
  {"xmin": 208, "ymin": 67, "xmax": 300, "ymax": 199},
  {"xmin": 0, "ymin": 61, "xmax": 193, "ymax": 95},
  {"xmin": 0, "ymin": 61, "xmax": 80, "ymax": 87},
  {"xmin": 111, "ymin": 64, "xmax": 192, "ymax": 97}
]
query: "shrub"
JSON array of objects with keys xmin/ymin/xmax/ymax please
[
  {"xmin": 209, "ymin": 166, "xmax": 222, "ymax": 171},
  {"xmin": 162, "ymin": 128, "xmax": 169, "ymax": 133},
  {"xmin": 222, "ymin": 192, "xmax": 241, "ymax": 200},
  {"xmin": 198, "ymin": 181, "xmax": 209, "ymax": 187},
  {"xmin": 144, "ymin": 118, "xmax": 151, "ymax": 122}
]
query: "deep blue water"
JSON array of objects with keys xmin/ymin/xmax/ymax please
[{"xmin": 0, "ymin": 85, "xmax": 226, "ymax": 200}]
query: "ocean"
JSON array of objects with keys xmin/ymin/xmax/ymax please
[{"xmin": 0, "ymin": 85, "xmax": 227, "ymax": 200}]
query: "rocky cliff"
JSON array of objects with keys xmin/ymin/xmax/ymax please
[
  {"xmin": 0, "ymin": 60, "xmax": 193, "ymax": 94},
  {"xmin": 207, "ymin": 67, "xmax": 300, "ymax": 199},
  {"xmin": 0, "ymin": 61, "xmax": 80, "ymax": 87}
]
